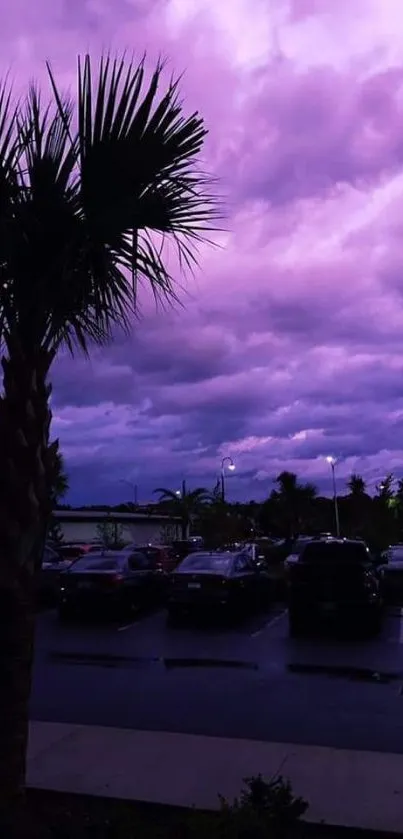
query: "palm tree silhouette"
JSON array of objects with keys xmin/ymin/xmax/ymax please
[
  {"xmin": 154, "ymin": 486, "xmax": 211, "ymax": 539},
  {"xmin": 0, "ymin": 54, "xmax": 218, "ymax": 820}
]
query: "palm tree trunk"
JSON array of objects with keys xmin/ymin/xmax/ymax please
[
  {"xmin": 0, "ymin": 341, "xmax": 55, "ymax": 827},
  {"xmin": 181, "ymin": 518, "xmax": 188, "ymax": 540}
]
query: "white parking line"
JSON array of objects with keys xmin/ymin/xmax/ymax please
[
  {"xmin": 117, "ymin": 621, "xmax": 139, "ymax": 632},
  {"xmin": 250, "ymin": 610, "xmax": 286, "ymax": 638}
]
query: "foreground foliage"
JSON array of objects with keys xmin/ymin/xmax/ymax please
[{"xmin": 24, "ymin": 775, "xmax": 308, "ymax": 838}]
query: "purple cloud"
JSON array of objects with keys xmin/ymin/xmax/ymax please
[{"xmin": 3, "ymin": 0, "xmax": 403, "ymax": 503}]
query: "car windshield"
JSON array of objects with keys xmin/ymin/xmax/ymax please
[
  {"xmin": 70, "ymin": 556, "xmax": 122, "ymax": 572},
  {"xmin": 59, "ymin": 546, "xmax": 85, "ymax": 558},
  {"xmin": 292, "ymin": 539, "xmax": 312, "ymax": 555},
  {"xmin": 179, "ymin": 554, "xmax": 232, "ymax": 572},
  {"xmin": 43, "ymin": 548, "xmax": 58, "ymax": 563},
  {"xmin": 302, "ymin": 542, "xmax": 368, "ymax": 562},
  {"xmin": 172, "ymin": 541, "xmax": 199, "ymax": 551}
]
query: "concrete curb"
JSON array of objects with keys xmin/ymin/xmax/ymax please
[{"xmin": 28, "ymin": 721, "xmax": 403, "ymax": 834}]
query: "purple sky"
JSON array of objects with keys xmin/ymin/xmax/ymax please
[{"xmin": 3, "ymin": 0, "xmax": 403, "ymax": 505}]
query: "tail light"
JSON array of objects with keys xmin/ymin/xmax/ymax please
[{"xmin": 108, "ymin": 573, "xmax": 124, "ymax": 585}]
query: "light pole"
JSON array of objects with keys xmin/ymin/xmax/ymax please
[
  {"xmin": 326, "ymin": 456, "xmax": 340, "ymax": 537},
  {"xmin": 120, "ymin": 479, "xmax": 138, "ymax": 507},
  {"xmin": 221, "ymin": 457, "xmax": 235, "ymax": 503},
  {"xmin": 175, "ymin": 480, "xmax": 187, "ymax": 538},
  {"xmin": 175, "ymin": 479, "xmax": 186, "ymax": 498}
]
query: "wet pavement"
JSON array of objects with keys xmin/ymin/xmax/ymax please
[{"xmin": 31, "ymin": 604, "xmax": 403, "ymax": 753}]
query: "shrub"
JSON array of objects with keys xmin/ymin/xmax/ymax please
[{"xmin": 187, "ymin": 774, "xmax": 309, "ymax": 838}]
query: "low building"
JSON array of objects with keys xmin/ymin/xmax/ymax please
[{"xmin": 53, "ymin": 509, "xmax": 182, "ymax": 546}]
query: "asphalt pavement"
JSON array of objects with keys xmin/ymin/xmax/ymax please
[{"xmin": 31, "ymin": 604, "xmax": 403, "ymax": 754}]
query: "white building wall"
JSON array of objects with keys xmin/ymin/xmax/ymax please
[{"xmin": 59, "ymin": 519, "xmax": 180, "ymax": 545}]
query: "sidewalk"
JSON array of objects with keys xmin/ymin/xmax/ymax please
[{"xmin": 28, "ymin": 721, "xmax": 403, "ymax": 833}]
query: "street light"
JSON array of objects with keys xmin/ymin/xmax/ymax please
[
  {"xmin": 326, "ymin": 456, "xmax": 340, "ymax": 537},
  {"xmin": 221, "ymin": 456, "xmax": 235, "ymax": 503},
  {"xmin": 175, "ymin": 479, "xmax": 187, "ymax": 498},
  {"xmin": 120, "ymin": 479, "xmax": 138, "ymax": 507}
]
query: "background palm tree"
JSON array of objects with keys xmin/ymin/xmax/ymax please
[
  {"xmin": 345, "ymin": 473, "xmax": 369, "ymax": 538},
  {"xmin": 0, "ymin": 54, "xmax": 218, "ymax": 824},
  {"xmin": 272, "ymin": 471, "xmax": 317, "ymax": 537},
  {"xmin": 154, "ymin": 486, "xmax": 211, "ymax": 539},
  {"xmin": 347, "ymin": 473, "xmax": 366, "ymax": 496}
]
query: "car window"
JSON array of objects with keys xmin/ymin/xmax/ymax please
[
  {"xmin": 389, "ymin": 548, "xmax": 403, "ymax": 562},
  {"xmin": 70, "ymin": 556, "xmax": 122, "ymax": 571},
  {"xmin": 292, "ymin": 539, "xmax": 312, "ymax": 555},
  {"xmin": 127, "ymin": 551, "xmax": 150, "ymax": 570},
  {"xmin": 43, "ymin": 547, "xmax": 58, "ymax": 563},
  {"xmin": 234, "ymin": 555, "xmax": 253, "ymax": 572},
  {"xmin": 138, "ymin": 547, "xmax": 161, "ymax": 561},
  {"xmin": 179, "ymin": 554, "xmax": 232, "ymax": 572},
  {"xmin": 58, "ymin": 546, "xmax": 85, "ymax": 559},
  {"xmin": 172, "ymin": 542, "xmax": 200, "ymax": 554},
  {"xmin": 301, "ymin": 542, "xmax": 369, "ymax": 563}
]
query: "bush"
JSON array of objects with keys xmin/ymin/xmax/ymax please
[{"xmin": 187, "ymin": 774, "xmax": 309, "ymax": 838}]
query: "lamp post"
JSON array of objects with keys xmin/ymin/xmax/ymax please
[
  {"xmin": 175, "ymin": 480, "xmax": 187, "ymax": 538},
  {"xmin": 175, "ymin": 479, "xmax": 186, "ymax": 498},
  {"xmin": 120, "ymin": 479, "xmax": 138, "ymax": 507},
  {"xmin": 221, "ymin": 457, "xmax": 235, "ymax": 503},
  {"xmin": 326, "ymin": 456, "xmax": 340, "ymax": 537}
]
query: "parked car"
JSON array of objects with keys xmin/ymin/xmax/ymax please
[
  {"xmin": 56, "ymin": 542, "xmax": 105, "ymax": 562},
  {"xmin": 38, "ymin": 545, "xmax": 72, "ymax": 604},
  {"xmin": 378, "ymin": 545, "xmax": 403, "ymax": 603},
  {"xmin": 285, "ymin": 536, "xmax": 314, "ymax": 565},
  {"xmin": 122, "ymin": 544, "xmax": 178, "ymax": 573},
  {"xmin": 58, "ymin": 550, "xmax": 166, "ymax": 621},
  {"xmin": 243, "ymin": 538, "xmax": 280, "ymax": 562},
  {"xmin": 286, "ymin": 538, "xmax": 383, "ymax": 637},
  {"xmin": 241, "ymin": 540, "xmax": 288, "ymax": 599},
  {"xmin": 166, "ymin": 550, "xmax": 271, "ymax": 624},
  {"xmin": 170, "ymin": 540, "xmax": 203, "ymax": 563}
]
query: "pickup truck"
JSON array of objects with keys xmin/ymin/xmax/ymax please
[{"xmin": 285, "ymin": 538, "xmax": 383, "ymax": 637}]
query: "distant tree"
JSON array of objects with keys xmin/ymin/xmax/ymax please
[
  {"xmin": 347, "ymin": 473, "xmax": 366, "ymax": 496},
  {"xmin": 154, "ymin": 486, "xmax": 211, "ymax": 539},
  {"xmin": 344, "ymin": 473, "xmax": 370, "ymax": 538},
  {"xmin": 376, "ymin": 473, "xmax": 395, "ymax": 501},
  {"xmin": 272, "ymin": 471, "xmax": 318, "ymax": 537},
  {"xmin": 372, "ymin": 474, "xmax": 397, "ymax": 550},
  {"xmin": 95, "ymin": 520, "xmax": 125, "ymax": 549},
  {"xmin": 46, "ymin": 518, "xmax": 64, "ymax": 547}
]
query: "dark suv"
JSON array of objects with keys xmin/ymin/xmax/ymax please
[{"xmin": 286, "ymin": 538, "xmax": 383, "ymax": 637}]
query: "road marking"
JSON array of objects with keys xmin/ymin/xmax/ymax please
[
  {"xmin": 117, "ymin": 621, "xmax": 139, "ymax": 632},
  {"xmin": 250, "ymin": 610, "xmax": 286, "ymax": 638}
]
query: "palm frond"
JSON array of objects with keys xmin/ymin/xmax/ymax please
[
  {"xmin": 1, "ymin": 53, "xmax": 220, "ymax": 359},
  {"xmin": 72, "ymin": 54, "xmax": 220, "ymax": 297},
  {"xmin": 0, "ymin": 78, "xmax": 23, "ymax": 344},
  {"xmin": 153, "ymin": 488, "xmax": 178, "ymax": 500}
]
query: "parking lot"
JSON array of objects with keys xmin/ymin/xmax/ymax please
[{"xmin": 31, "ymin": 602, "xmax": 403, "ymax": 755}]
